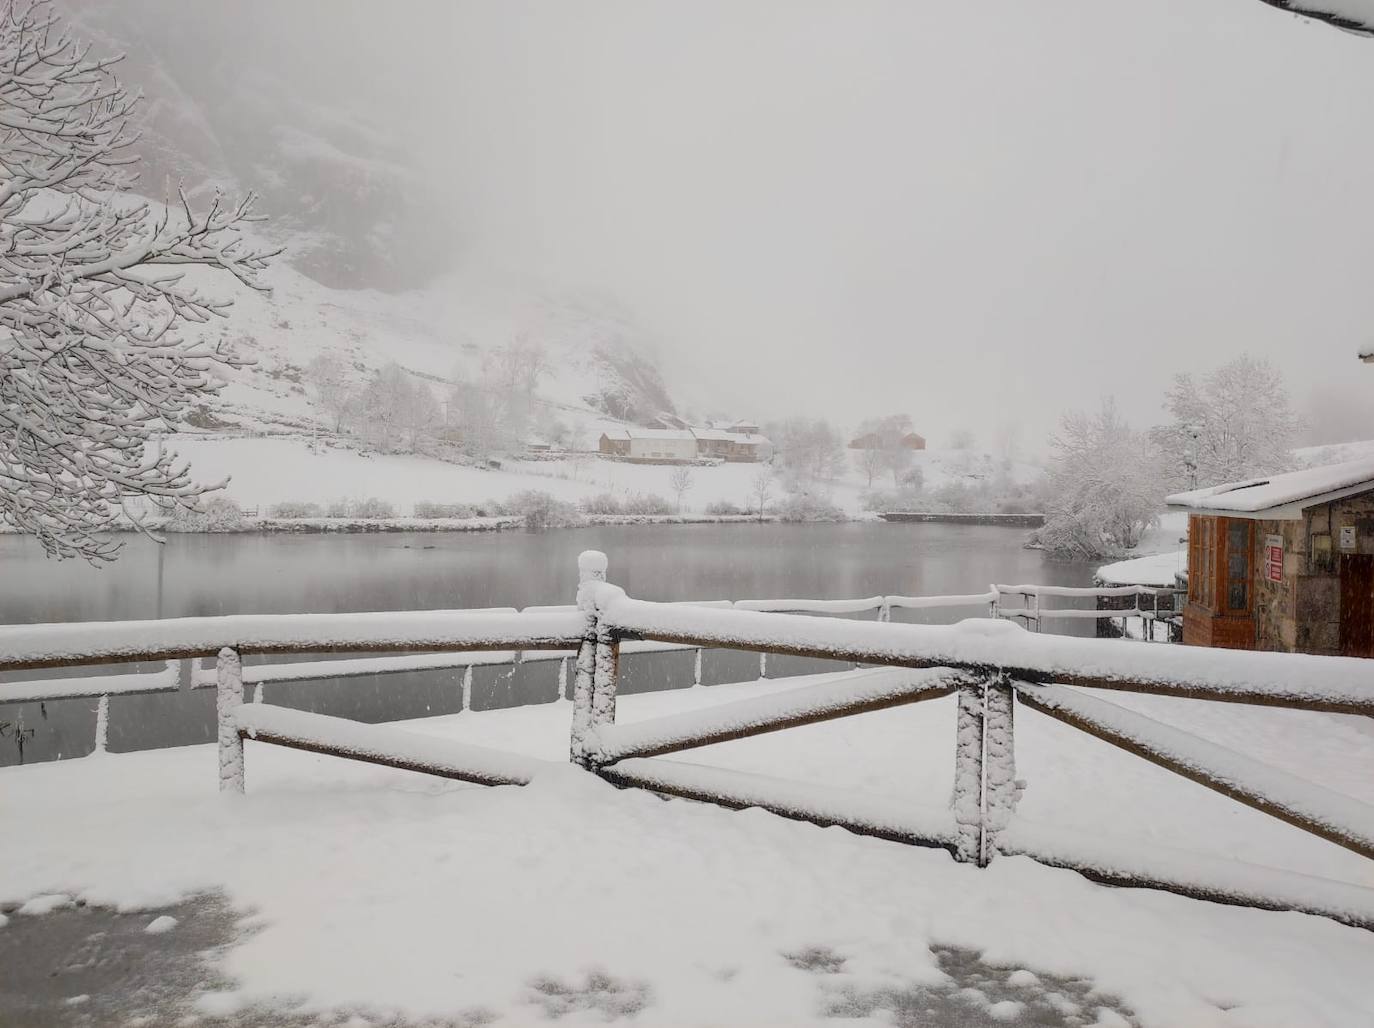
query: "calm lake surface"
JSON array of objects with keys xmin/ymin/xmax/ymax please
[{"xmin": 0, "ymin": 523, "xmax": 1096, "ymax": 765}]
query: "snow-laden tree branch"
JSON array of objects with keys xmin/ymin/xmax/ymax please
[
  {"xmin": 1256, "ymin": 0, "xmax": 1374, "ymax": 36},
  {"xmin": 0, "ymin": 0, "xmax": 278, "ymax": 562}
]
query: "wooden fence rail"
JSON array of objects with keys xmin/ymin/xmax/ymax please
[{"xmin": 4, "ymin": 548, "xmax": 1372, "ymax": 931}]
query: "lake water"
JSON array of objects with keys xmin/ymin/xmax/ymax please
[{"xmin": 0, "ymin": 523, "xmax": 1096, "ymax": 765}]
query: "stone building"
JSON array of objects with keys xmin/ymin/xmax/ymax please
[
  {"xmin": 1167, "ymin": 458, "xmax": 1374, "ymax": 656},
  {"xmin": 598, "ymin": 426, "xmax": 772, "ymax": 463},
  {"xmin": 598, "ymin": 427, "xmax": 699, "ymax": 463}
]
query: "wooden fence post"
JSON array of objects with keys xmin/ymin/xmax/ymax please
[
  {"xmin": 591, "ymin": 609, "xmax": 620, "ymax": 734},
  {"xmin": 983, "ymin": 673, "xmax": 1018, "ymax": 861},
  {"xmin": 216, "ymin": 647, "xmax": 245, "ymax": 793},
  {"xmin": 93, "ymin": 693, "xmax": 109, "ymax": 755},
  {"xmin": 952, "ymin": 673, "xmax": 1020, "ymax": 866},
  {"xmin": 952, "ymin": 680, "xmax": 985, "ymax": 864},
  {"xmin": 570, "ymin": 550, "xmax": 607, "ymax": 767}
]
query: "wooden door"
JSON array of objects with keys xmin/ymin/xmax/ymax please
[{"xmin": 1339, "ymin": 554, "xmax": 1374, "ymax": 658}]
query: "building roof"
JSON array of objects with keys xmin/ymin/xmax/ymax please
[
  {"xmin": 691, "ymin": 429, "xmax": 770, "ymax": 445},
  {"xmin": 600, "ymin": 427, "xmax": 697, "ymax": 442},
  {"xmin": 1165, "ymin": 456, "xmax": 1374, "ymax": 520}
]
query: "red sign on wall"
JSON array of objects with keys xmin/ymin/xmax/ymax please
[{"xmin": 1265, "ymin": 534, "xmax": 1283, "ymax": 583}]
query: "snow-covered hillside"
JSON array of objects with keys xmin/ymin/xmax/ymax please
[
  {"xmin": 160, "ymin": 260, "xmax": 1039, "ymax": 516},
  {"xmin": 179, "ymin": 261, "xmax": 676, "ymax": 447}
]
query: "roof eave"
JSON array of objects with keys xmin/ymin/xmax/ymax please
[{"xmin": 1166, "ymin": 479, "xmax": 1374, "ymax": 521}]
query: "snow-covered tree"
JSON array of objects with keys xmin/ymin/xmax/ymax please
[
  {"xmin": 400, "ymin": 381, "xmax": 441, "ymax": 452},
  {"xmin": 854, "ymin": 441, "xmax": 884, "ymax": 489},
  {"xmin": 1150, "ymin": 354, "xmax": 1299, "ymax": 490},
  {"xmin": 669, "ymin": 464, "xmax": 694, "ymax": 513},
  {"xmin": 749, "ymin": 468, "xmax": 773, "ymax": 521},
  {"xmin": 769, "ymin": 417, "xmax": 845, "ymax": 490},
  {"xmin": 446, "ymin": 376, "xmax": 514, "ymax": 459},
  {"xmin": 0, "ymin": 1, "xmax": 275, "ymax": 562},
  {"xmin": 358, "ymin": 364, "xmax": 413, "ymax": 452},
  {"xmin": 306, "ymin": 353, "xmax": 352, "ymax": 432},
  {"xmin": 1035, "ymin": 399, "xmax": 1165, "ymax": 560},
  {"xmin": 854, "ymin": 414, "xmax": 917, "ymax": 488}
]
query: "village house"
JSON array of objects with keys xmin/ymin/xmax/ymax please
[
  {"xmin": 849, "ymin": 430, "xmax": 926, "ymax": 451},
  {"xmin": 690, "ymin": 428, "xmax": 773, "ymax": 463},
  {"xmin": 598, "ymin": 427, "xmax": 698, "ymax": 462},
  {"xmin": 598, "ymin": 426, "xmax": 772, "ymax": 463},
  {"xmin": 1166, "ymin": 457, "xmax": 1374, "ymax": 657}
]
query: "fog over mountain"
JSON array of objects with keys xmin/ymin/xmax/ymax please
[{"xmin": 63, "ymin": 0, "xmax": 1374, "ymax": 448}]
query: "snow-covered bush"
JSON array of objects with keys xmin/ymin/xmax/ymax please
[
  {"xmin": 704, "ymin": 500, "xmax": 746, "ymax": 516},
  {"xmin": 775, "ymin": 493, "xmax": 847, "ymax": 523},
  {"xmin": 322, "ymin": 497, "xmax": 395, "ymax": 519},
  {"xmin": 620, "ymin": 493, "xmax": 673, "ymax": 516},
  {"xmin": 269, "ymin": 501, "xmax": 323, "ymax": 519},
  {"xmin": 497, "ymin": 491, "xmax": 584, "ymax": 530},
  {"xmin": 164, "ymin": 497, "xmax": 244, "ymax": 533},
  {"xmin": 1033, "ymin": 399, "xmax": 1164, "ymax": 560},
  {"xmin": 862, "ymin": 487, "xmax": 923, "ymax": 513},
  {"xmin": 413, "ymin": 501, "xmax": 481, "ymax": 519},
  {"xmin": 351, "ymin": 498, "xmax": 395, "ymax": 520},
  {"xmin": 580, "ymin": 493, "xmax": 625, "ymax": 515}
]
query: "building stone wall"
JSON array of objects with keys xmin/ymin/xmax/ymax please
[
  {"xmin": 1253, "ymin": 493, "xmax": 1374, "ymax": 655},
  {"xmin": 1252, "ymin": 518, "xmax": 1298, "ymax": 653}
]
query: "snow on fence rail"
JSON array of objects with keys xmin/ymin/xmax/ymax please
[
  {"xmin": 4, "ymin": 549, "xmax": 1372, "ymax": 929},
  {"xmin": 561, "ymin": 553, "xmax": 1374, "ymax": 929}
]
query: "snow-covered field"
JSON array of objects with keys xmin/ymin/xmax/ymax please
[
  {"xmin": 4, "ymin": 678, "xmax": 1372, "ymax": 1026},
  {"xmin": 167, "ymin": 434, "xmax": 1036, "ymax": 516}
]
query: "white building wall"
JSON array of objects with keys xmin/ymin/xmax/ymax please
[{"xmin": 628, "ymin": 436, "xmax": 697, "ymax": 461}]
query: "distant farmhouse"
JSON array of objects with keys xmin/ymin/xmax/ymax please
[
  {"xmin": 849, "ymin": 431, "xmax": 925, "ymax": 451},
  {"xmin": 598, "ymin": 426, "xmax": 772, "ymax": 464}
]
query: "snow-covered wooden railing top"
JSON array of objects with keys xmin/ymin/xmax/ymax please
[
  {"xmin": 0, "ymin": 610, "xmax": 587, "ymax": 673},
  {"xmin": 593, "ymin": 586, "xmax": 1374, "ymax": 715}
]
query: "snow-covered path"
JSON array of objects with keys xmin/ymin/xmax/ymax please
[{"xmin": 3, "ymin": 680, "xmax": 1372, "ymax": 1026}]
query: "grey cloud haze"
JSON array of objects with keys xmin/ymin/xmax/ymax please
[{"xmin": 85, "ymin": 0, "xmax": 1374, "ymax": 448}]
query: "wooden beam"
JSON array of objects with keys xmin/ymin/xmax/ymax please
[
  {"xmin": 591, "ymin": 669, "xmax": 962, "ymax": 763},
  {"xmin": 1014, "ymin": 682, "xmax": 1374, "ymax": 860},
  {"xmin": 598, "ymin": 758, "xmax": 956, "ymax": 851}
]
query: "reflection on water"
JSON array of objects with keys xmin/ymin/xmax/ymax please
[{"xmin": 0, "ymin": 523, "xmax": 1094, "ymax": 766}]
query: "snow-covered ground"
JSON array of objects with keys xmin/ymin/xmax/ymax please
[
  {"xmin": 4, "ymin": 678, "xmax": 1372, "ymax": 1026},
  {"xmin": 167, "ymin": 434, "xmax": 1038, "ymax": 517}
]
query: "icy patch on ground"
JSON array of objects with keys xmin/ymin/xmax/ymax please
[{"xmin": 817, "ymin": 944, "xmax": 1136, "ymax": 1026}]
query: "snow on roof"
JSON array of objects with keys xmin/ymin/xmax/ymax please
[
  {"xmin": 600, "ymin": 427, "xmax": 696, "ymax": 441},
  {"xmin": 690, "ymin": 429, "xmax": 770, "ymax": 445},
  {"xmin": 1096, "ymin": 551, "xmax": 1187, "ymax": 588},
  {"xmin": 1166, "ymin": 455, "xmax": 1374, "ymax": 519},
  {"xmin": 602, "ymin": 426, "xmax": 770, "ymax": 445}
]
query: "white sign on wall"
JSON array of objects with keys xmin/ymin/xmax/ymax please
[{"xmin": 1339, "ymin": 526, "xmax": 1357, "ymax": 551}]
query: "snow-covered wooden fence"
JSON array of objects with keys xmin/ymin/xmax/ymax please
[
  {"xmin": 990, "ymin": 582, "xmax": 1184, "ymax": 639},
  {"xmin": 573, "ymin": 551, "xmax": 1374, "ymax": 930},
  {"xmin": 2, "ymin": 550, "xmax": 1371, "ymax": 929}
]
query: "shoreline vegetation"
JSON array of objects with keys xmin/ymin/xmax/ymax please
[{"xmin": 139, "ymin": 512, "xmax": 787, "ymax": 534}]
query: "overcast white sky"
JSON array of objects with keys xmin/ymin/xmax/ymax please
[{"xmin": 166, "ymin": 0, "xmax": 1374, "ymax": 448}]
